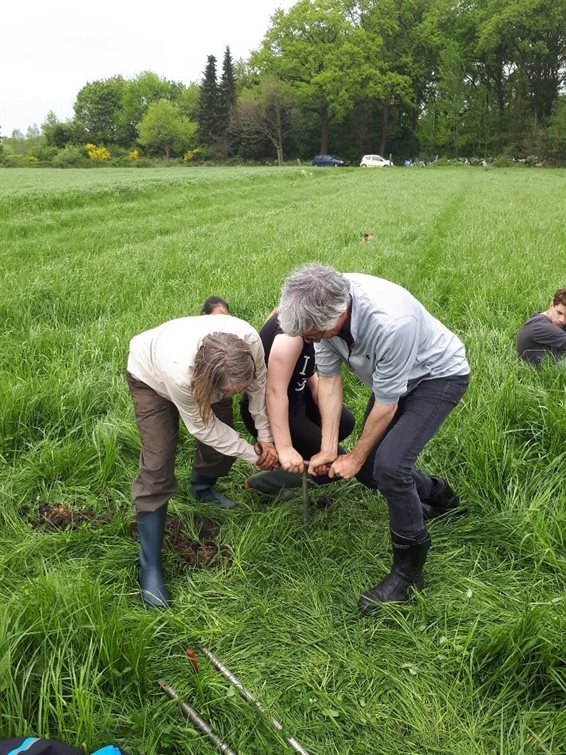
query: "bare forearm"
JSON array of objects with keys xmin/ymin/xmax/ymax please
[
  {"xmin": 318, "ymin": 374, "xmax": 343, "ymax": 455},
  {"xmin": 266, "ymin": 386, "xmax": 293, "ymax": 450},
  {"xmin": 351, "ymin": 402, "xmax": 397, "ymax": 464},
  {"xmin": 326, "ymin": 400, "xmax": 397, "ymax": 480},
  {"xmin": 307, "ymin": 374, "xmax": 319, "ymax": 406}
]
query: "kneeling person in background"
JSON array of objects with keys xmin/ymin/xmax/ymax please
[{"xmin": 517, "ymin": 288, "xmax": 566, "ymax": 368}]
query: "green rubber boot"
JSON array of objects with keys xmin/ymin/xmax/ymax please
[{"xmin": 137, "ymin": 505, "xmax": 170, "ymax": 608}]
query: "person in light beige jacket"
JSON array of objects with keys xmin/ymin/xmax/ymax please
[{"xmin": 126, "ymin": 314, "xmax": 277, "ymax": 607}]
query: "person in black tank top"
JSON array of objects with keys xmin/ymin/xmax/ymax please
[{"xmin": 241, "ymin": 311, "xmax": 355, "ymax": 496}]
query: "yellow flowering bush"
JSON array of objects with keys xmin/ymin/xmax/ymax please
[
  {"xmin": 183, "ymin": 148, "xmax": 202, "ymax": 162},
  {"xmin": 85, "ymin": 143, "xmax": 110, "ymax": 161},
  {"xmin": 129, "ymin": 149, "xmax": 139, "ymax": 161}
]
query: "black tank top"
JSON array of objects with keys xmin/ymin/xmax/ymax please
[{"xmin": 260, "ymin": 313, "xmax": 315, "ymax": 403}]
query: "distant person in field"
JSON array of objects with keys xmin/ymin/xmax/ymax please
[
  {"xmin": 126, "ymin": 311, "xmax": 277, "ymax": 607},
  {"xmin": 517, "ymin": 288, "xmax": 566, "ymax": 368},
  {"xmin": 278, "ymin": 264, "xmax": 470, "ymax": 612},
  {"xmin": 240, "ymin": 307, "xmax": 355, "ymax": 497}
]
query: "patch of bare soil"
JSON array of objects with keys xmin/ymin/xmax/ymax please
[
  {"xmin": 166, "ymin": 516, "xmax": 232, "ymax": 567},
  {"xmin": 131, "ymin": 514, "xmax": 232, "ymax": 568},
  {"xmin": 26, "ymin": 503, "xmax": 110, "ymax": 530},
  {"xmin": 166, "ymin": 514, "xmax": 220, "ymax": 542},
  {"xmin": 24, "ymin": 505, "xmax": 231, "ymax": 568}
]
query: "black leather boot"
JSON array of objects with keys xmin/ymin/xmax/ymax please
[
  {"xmin": 137, "ymin": 506, "xmax": 170, "ymax": 608},
  {"xmin": 421, "ymin": 477, "xmax": 459, "ymax": 520},
  {"xmin": 190, "ymin": 471, "xmax": 236, "ymax": 509},
  {"xmin": 358, "ymin": 530, "xmax": 431, "ymax": 612}
]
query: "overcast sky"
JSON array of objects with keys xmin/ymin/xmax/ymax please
[{"xmin": 1, "ymin": 0, "xmax": 296, "ymax": 136}]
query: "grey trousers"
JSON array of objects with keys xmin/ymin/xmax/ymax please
[
  {"xmin": 126, "ymin": 372, "xmax": 235, "ymax": 513},
  {"xmin": 356, "ymin": 374, "xmax": 470, "ymax": 538}
]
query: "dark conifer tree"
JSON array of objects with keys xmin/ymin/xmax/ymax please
[
  {"xmin": 198, "ymin": 55, "xmax": 219, "ymax": 146},
  {"xmin": 218, "ymin": 46, "xmax": 236, "ymax": 138}
]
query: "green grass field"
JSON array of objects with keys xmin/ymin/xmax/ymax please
[{"xmin": 1, "ymin": 166, "xmax": 565, "ymax": 754}]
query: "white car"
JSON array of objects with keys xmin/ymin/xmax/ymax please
[{"xmin": 360, "ymin": 154, "xmax": 393, "ymax": 167}]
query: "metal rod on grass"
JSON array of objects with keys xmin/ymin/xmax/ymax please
[
  {"xmin": 199, "ymin": 646, "xmax": 310, "ymax": 755},
  {"xmin": 302, "ymin": 462, "xmax": 310, "ymax": 535},
  {"xmin": 159, "ymin": 679, "xmax": 236, "ymax": 755}
]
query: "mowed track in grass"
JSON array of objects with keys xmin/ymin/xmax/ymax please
[{"xmin": 0, "ymin": 166, "xmax": 565, "ymax": 754}]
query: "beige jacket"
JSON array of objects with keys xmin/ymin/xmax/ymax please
[{"xmin": 127, "ymin": 315, "xmax": 272, "ymax": 464}]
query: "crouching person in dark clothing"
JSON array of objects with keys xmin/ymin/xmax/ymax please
[
  {"xmin": 240, "ymin": 307, "xmax": 355, "ymax": 498},
  {"xmin": 278, "ymin": 264, "xmax": 470, "ymax": 612},
  {"xmin": 517, "ymin": 288, "xmax": 566, "ymax": 368}
]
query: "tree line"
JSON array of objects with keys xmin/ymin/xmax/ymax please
[{"xmin": 2, "ymin": 0, "xmax": 565, "ymax": 166}]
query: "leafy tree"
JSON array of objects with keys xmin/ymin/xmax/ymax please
[
  {"xmin": 231, "ymin": 76, "xmax": 296, "ymax": 164},
  {"xmin": 11, "ymin": 129, "xmax": 24, "ymax": 140},
  {"xmin": 417, "ymin": 0, "xmax": 565, "ymax": 157},
  {"xmin": 74, "ymin": 76, "xmax": 127, "ymax": 144},
  {"xmin": 358, "ymin": 0, "xmax": 436, "ymax": 155},
  {"xmin": 418, "ymin": 40, "xmax": 468, "ymax": 156},
  {"xmin": 476, "ymin": 0, "xmax": 565, "ymax": 127},
  {"xmin": 177, "ymin": 83, "xmax": 201, "ymax": 121},
  {"xmin": 254, "ymin": 0, "xmax": 368, "ymax": 154},
  {"xmin": 26, "ymin": 124, "xmax": 40, "ymax": 139},
  {"xmin": 138, "ymin": 99, "xmax": 197, "ymax": 159},
  {"xmin": 537, "ymin": 96, "xmax": 566, "ymax": 163},
  {"xmin": 119, "ymin": 71, "xmax": 185, "ymax": 146},
  {"xmin": 233, "ymin": 58, "xmax": 260, "ymax": 92},
  {"xmin": 42, "ymin": 111, "xmax": 81, "ymax": 148},
  {"xmin": 198, "ymin": 55, "xmax": 220, "ymax": 147}
]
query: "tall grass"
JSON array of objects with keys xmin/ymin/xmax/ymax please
[{"xmin": 0, "ymin": 166, "xmax": 564, "ymax": 754}]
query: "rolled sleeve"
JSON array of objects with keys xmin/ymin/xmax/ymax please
[
  {"xmin": 373, "ymin": 317, "xmax": 418, "ymax": 404},
  {"xmin": 314, "ymin": 341, "xmax": 342, "ymax": 377}
]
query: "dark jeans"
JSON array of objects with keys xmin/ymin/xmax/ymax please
[
  {"xmin": 126, "ymin": 372, "xmax": 234, "ymax": 512},
  {"xmin": 240, "ymin": 390, "xmax": 355, "ymax": 473},
  {"xmin": 356, "ymin": 374, "xmax": 470, "ymax": 538}
]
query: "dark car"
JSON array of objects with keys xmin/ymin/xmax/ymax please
[{"xmin": 312, "ymin": 154, "xmax": 347, "ymax": 167}]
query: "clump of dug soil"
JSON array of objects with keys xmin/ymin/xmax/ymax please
[
  {"xmin": 26, "ymin": 503, "xmax": 110, "ymax": 531},
  {"xmin": 25, "ymin": 505, "xmax": 231, "ymax": 569},
  {"xmin": 133, "ymin": 514, "xmax": 232, "ymax": 568}
]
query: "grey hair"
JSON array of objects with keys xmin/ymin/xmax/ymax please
[
  {"xmin": 279, "ymin": 263, "xmax": 351, "ymax": 336},
  {"xmin": 192, "ymin": 332, "xmax": 255, "ymax": 423}
]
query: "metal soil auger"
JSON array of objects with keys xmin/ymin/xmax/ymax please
[
  {"xmin": 302, "ymin": 462, "xmax": 310, "ymax": 535},
  {"xmin": 159, "ymin": 646, "xmax": 309, "ymax": 754}
]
